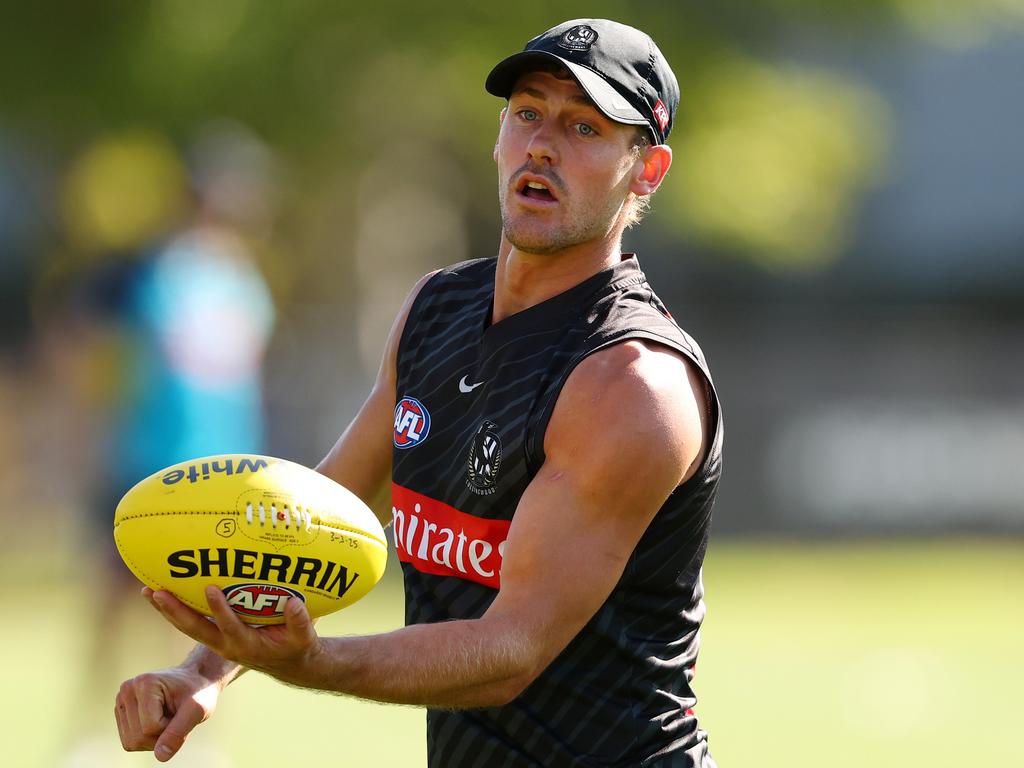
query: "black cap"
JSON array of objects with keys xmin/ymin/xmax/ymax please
[{"xmin": 485, "ymin": 19, "xmax": 680, "ymax": 145}]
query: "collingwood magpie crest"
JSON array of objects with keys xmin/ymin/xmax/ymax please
[{"xmin": 466, "ymin": 420, "xmax": 502, "ymax": 495}]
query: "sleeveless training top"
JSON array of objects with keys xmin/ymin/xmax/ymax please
[{"xmin": 391, "ymin": 255, "xmax": 722, "ymax": 768}]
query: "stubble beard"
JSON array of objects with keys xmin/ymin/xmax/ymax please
[{"xmin": 498, "ymin": 185, "xmax": 624, "ymax": 257}]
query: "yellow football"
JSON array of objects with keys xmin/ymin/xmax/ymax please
[{"xmin": 113, "ymin": 454, "xmax": 387, "ymax": 625}]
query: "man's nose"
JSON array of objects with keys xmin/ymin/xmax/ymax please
[{"xmin": 526, "ymin": 123, "xmax": 559, "ymax": 165}]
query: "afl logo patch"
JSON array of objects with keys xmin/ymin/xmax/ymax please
[
  {"xmin": 558, "ymin": 25, "xmax": 598, "ymax": 52},
  {"xmin": 223, "ymin": 583, "xmax": 304, "ymax": 619},
  {"xmin": 467, "ymin": 420, "xmax": 502, "ymax": 495},
  {"xmin": 394, "ymin": 396, "xmax": 431, "ymax": 449}
]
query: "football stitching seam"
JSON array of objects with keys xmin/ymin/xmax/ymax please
[{"xmin": 114, "ymin": 510, "xmax": 387, "ymax": 547}]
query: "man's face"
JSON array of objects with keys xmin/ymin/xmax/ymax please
[{"xmin": 495, "ymin": 70, "xmax": 641, "ymax": 255}]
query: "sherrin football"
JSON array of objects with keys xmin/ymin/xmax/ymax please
[{"xmin": 114, "ymin": 454, "xmax": 387, "ymax": 625}]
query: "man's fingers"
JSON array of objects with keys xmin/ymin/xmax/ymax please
[
  {"xmin": 115, "ymin": 676, "xmax": 167, "ymax": 751},
  {"xmin": 116, "ymin": 668, "xmax": 221, "ymax": 760},
  {"xmin": 140, "ymin": 681, "xmax": 171, "ymax": 735},
  {"xmin": 121, "ymin": 689, "xmax": 145, "ymax": 746},
  {"xmin": 154, "ymin": 700, "xmax": 205, "ymax": 763},
  {"xmin": 204, "ymin": 586, "xmax": 247, "ymax": 638},
  {"xmin": 113, "ymin": 701, "xmax": 128, "ymax": 748},
  {"xmin": 150, "ymin": 590, "xmax": 223, "ymax": 648}
]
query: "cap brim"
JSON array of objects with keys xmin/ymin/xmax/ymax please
[{"xmin": 485, "ymin": 50, "xmax": 648, "ymax": 128}]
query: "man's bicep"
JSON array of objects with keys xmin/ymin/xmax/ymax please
[
  {"xmin": 485, "ymin": 450, "xmax": 679, "ymax": 686},
  {"xmin": 487, "ymin": 465, "xmax": 641, "ymax": 651},
  {"xmin": 485, "ymin": 341, "xmax": 703, "ymax": 676}
]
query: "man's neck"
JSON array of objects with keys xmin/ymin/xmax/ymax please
[{"xmin": 492, "ymin": 235, "xmax": 624, "ymax": 324}]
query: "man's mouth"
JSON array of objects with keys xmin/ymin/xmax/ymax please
[{"xmin": 516, "ymin": 176, "xmax": 559, "ymax": 203}]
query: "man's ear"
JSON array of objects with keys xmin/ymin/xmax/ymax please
[{"xmin": 629, "ymin": 144, "xmax": 673, "ymax": 197}]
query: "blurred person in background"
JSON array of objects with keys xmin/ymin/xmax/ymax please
[
  {"xmin": 116, "ymin": 19, "xmax": 722, "ymax": 768},
  {"xmin": 95, "ymin": 126, "xmax": 276, "ymax": 500},
  {"xmin": 55, "ymin": 124, "xmax": 276, "ymax": 765}
]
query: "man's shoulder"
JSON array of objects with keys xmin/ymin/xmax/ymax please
[
  {"xmin": 545, "ymin": 339, "xmax": 708, "ymax": 493},
  {"xmin": 397, "ymin": 259, "xmax": 496, "ymax": 350},
  {"xmin": 592, "ymin": 264, "xmax": 714, "ymax": 381},
  {"xmin": 569, "ymin": 339, "xmax": 697, "ymax": 406},
  {"xmin": 402, "ymin": 258, "xmax": 495, "ymax": 317},
  {"xmin": 435, "ymin": 257, "xmax": 497, "ymax": 283}
]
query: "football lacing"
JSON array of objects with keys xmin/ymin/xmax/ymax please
[{"xmin": 243, "ymin": 501, "xmax": 313, "ymax": 530}]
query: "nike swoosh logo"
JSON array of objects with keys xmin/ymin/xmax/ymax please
[{"xmin": 459, "ymin": 375, "xmax": 485, "ymax": 394}]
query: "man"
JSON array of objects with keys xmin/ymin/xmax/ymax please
[{"xmin": 115, "ymin": 18, "xmax": 722, "ymax": 767}]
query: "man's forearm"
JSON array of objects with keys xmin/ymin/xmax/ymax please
[{"xmin": 281, "ymin": 616, "xmax": 536, "ymax": 709}]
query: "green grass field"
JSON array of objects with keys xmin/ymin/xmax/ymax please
[{"xmin": 6, "ymin": 539, "xmax": 1021, "ymax": 767}]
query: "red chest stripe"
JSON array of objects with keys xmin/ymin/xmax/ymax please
[{"xmin": 391, "ymin": 483, "xmax": 509, "ymax": 590}]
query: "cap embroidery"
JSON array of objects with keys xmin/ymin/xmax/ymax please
[
  {"xmin": 653, "ymin": 99, "xmax": 670, "ymax": 132},
  {"xmin": 558, "ymin": 25, "xmax": 598, "ymax": 52}
]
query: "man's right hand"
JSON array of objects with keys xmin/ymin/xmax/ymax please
[{"xmin": 114, "ymin": 666, "xmax": 221, "ymax": 762}]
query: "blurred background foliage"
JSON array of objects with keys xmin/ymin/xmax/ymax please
[
  {"xmin": 0, "ymin": 1, "xmax": 1022, "ymax": 766},
  {"xmin": 6, "ymin": 0, "xmax": 1019, "ymax": 297}
]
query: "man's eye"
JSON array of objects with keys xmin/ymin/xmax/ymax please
[
  {"xmin": 576, "ymin": 123, "xmax": 596, "ymax": 136},
  {"xmin": 519, "ymin": 109, "xmax": 539, "ymax": 121}
]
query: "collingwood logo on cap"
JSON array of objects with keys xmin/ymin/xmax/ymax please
[{"xmin": 557, "ymin": 25, "xmax": 598, "ymax": 52}]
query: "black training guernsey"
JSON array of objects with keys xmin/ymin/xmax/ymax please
[{"xmin": 391, "ymin": 255, "xmax": 722, "ymax": 768}]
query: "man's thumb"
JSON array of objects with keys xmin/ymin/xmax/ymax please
[
  {"xmin": 286, "ymin": 596, "xmax": 315, "ymax": 638},
  {"xmin": 153, "ymin": 701, "xmax": 204, "ymax": 762}
]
